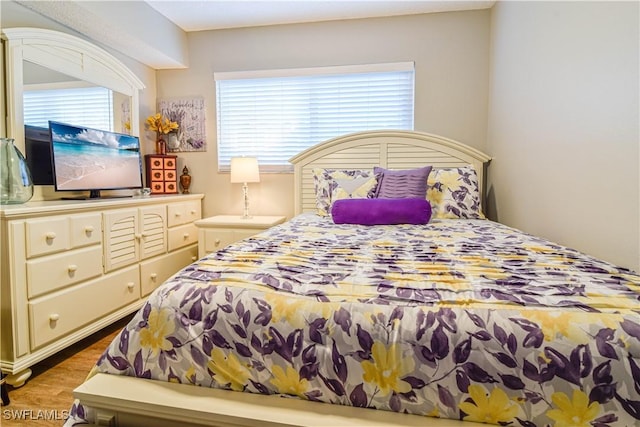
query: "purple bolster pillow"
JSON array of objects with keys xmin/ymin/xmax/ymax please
[{"xmin": 331, "ymin": 198, "xmax": 432, "ymax": 225}]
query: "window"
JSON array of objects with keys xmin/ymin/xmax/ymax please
[
  {"xmin": 215, "ymin": 62, "xmax": 414, "ymax": 172},
  {"xmin": 23, "ymin": 82, "xmax": 114, "ymax": 131}
]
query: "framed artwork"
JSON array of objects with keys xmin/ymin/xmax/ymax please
[{"xmin": 158, "ymin": 97, "xmax": 206, "ymax": 152}]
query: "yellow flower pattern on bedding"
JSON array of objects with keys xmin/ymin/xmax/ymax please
[
  {"xmin": 458, "ymin": 384, "xmax": 519, "ymax": 424},
  {"xmin": 66, "ymin": 214, "xmax": 640, "ymax": 427},
  {"xmin": 361, "ymin": 342, "xmax": 415, "ymax": 396},
  {"xmin": 139, "ymin": 307, "xmax": 176, "ymax": 355},
  {"xmin": 546, "ymin": 389, "xmax": 601, "ymax": 427},
  {"xmin": 270, "ymin": 365, "xmax": 309, "ymax": 398},
  {"xmin": 207, "ymin": 348, "xmax": 249, "ymax": 391}
]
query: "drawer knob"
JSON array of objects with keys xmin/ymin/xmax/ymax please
[
  {"xmin": 191, "ymin": 256, "xmax": 197, "ymax": 261},
  {"xmin": 175, "ymin": 212, "xmax": 182, "ymax": 217},
  {"xmin": 150, "ymin": 273, "xmax": 158, "ymax": 282},
  {"xmin": 45, "ymin": 232, "xmax": 56, "ymax": 240},
  {"xmin": 183, "ymin": 233, "xmax": 190, "ymax": 240},
  {"xmin": 127, "ymin": 282, "xmax": 135, "ymax": 291},
  {"xmin": 49, "ymin": 313, "xmax": 60, "ymax": 322},
  {"xmin": 135, "ymin": 233, "xmax": 142, "ymax": 240},
  {"xmin": 84, "ymin": 225, "xmax": 94, "ymax": 233},
  {"xmin": 215, "ymin": 239, "xmax": 221, "ymax": 246},
  {"xmin": 68, "ymin": 264, "xmax": 78, "ymax": 273},
  {"xmin": 190, "ymin": 210, "xmax": 196, "ymax": 214}
]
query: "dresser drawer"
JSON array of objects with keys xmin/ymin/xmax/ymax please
[
  {"xmin": 167, "ymin": 201, "xmax": 202, "ymax": 227},
  {"xmin": 140, "ymin": 244, "xmax": 198, "ymax": 297},
  {"xmin": 168, "ymin": 223, "xmax": 198, "ymax": 251},
  {"xmin": 69, "ymin": 213, "xmax": 102, "ymax": 248},
  {"xmin": 27, "ymin": 246, "xmax": 103, "ymax": 298},
  {"xmin": 26, "ymin": 217, "xmax": 70, "ymax": 258},
  {"xmin": 28, "ymin": 265, "xmax": 139, "ymax": 349},
  {"xmin": 25, "ymin": 214, "xmax": 102, "ymax": 258}
]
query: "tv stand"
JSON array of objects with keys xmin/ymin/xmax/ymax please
[{"xmin": 61, "ymin": 190, "xmax": 134, "ymax": 200}]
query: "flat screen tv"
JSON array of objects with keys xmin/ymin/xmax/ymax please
[
  {"xmin": 48, "ymin": 121, "xmax": 143, "ymax": 199},
  {"xmin": 25, "ymin": 124, "xmax": 54, "ymax": 185}
]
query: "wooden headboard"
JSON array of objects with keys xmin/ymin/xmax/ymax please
[{"xmin": 289, "ymin": 130, "xmax": 491, "ymax": 215}]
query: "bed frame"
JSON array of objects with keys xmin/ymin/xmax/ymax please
[{"xmin": 72, "ymin": 130, "xmax": 492, "ymax": 427}]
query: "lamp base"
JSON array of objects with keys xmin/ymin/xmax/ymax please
[{"xmin": 241, "ymin": 182, "xmax": 252, "ymax": 219}]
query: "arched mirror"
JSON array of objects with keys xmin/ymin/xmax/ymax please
[{"xmin": 1, "ymin": 27, "xmax": 145, "ymax": 199}]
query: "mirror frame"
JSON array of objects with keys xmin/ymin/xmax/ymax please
[{"xmin": 1, "ymin": 27, "xmax": 145, "ymax": 154}]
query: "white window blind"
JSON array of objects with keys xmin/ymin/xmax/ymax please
[
  {"xmin": 23, "ymin": 84, "xmax": 114, "ymax": 131},
  {"xmin": 215, "ymin": 62, "xmax": 414, "ymax": 172}
]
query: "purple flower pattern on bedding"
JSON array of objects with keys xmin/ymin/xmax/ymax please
[{"xmin": 66, "ymin": 215, "xmax": 640, "ymax": 426}]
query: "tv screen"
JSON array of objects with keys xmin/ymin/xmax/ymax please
[
  {"xmin": 48, "ymin": 121, "xmax": 143, "ymax": 199},
  {"xmin": 25, "ymin": 124, "xmax": 54, "ymax": 185}
]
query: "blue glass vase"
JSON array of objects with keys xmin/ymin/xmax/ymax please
[{"xmin": 1, "ymin": 138, "xmax": 34, "ymax": 204}]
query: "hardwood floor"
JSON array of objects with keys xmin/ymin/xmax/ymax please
[{"xmin": 1, "ymin": 316, "xmax": 131, "ymax": 426}]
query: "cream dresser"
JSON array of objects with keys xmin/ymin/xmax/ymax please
[{"xmin": 0, "ymin": 194, "xmax": 203, "ymax": 385}]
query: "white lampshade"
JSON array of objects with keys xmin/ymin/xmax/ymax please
[{"xmin": 230, "ymin": 157, "xmax": 260, "ymax": 183}]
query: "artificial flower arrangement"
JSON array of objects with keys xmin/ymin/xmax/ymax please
[
  {"xmin": 146, "ymin": 113, "xmax": 179, "ymax": 154},
  {"xmin": 145, "ymin": 113, "xmax": 179, "ymax": 134}
]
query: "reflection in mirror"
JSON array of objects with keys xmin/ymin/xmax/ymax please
[
  {"xmin": 22, "ymin": 61, "xmax": 133, "ymax": 187},
  {"xmin": 22, "ymin": 61, "xmax": 132, "ymax": 134}
]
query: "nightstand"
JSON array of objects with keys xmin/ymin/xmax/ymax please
[{"xmin": 194, "ymin": 215, "xmax": 286, "ymax": 257}]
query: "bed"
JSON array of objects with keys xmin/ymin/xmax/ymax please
[{"xmin": 66, "ymin": 130, "xmax": 640, "ymax": 427}]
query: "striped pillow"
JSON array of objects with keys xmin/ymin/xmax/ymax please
[{"xmin": 374, "ymin": 166, "xmax": 432, "ymax": 199}]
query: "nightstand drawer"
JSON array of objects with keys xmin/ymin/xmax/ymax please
[
  {"xmin": 194, "ymin": 215, "xmax": 286, "ymax": 258},
  {"xmin": 27, "ymin": 246, "xmax": 103, "ymax": 298},
  {"xmin": 201, "ymin": 229, "xmax": 236, "ymax": 252}
]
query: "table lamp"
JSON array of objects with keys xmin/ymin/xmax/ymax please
[{"xmin": 230, "ymin": 157, "xmax": 260, "ymax": 219}]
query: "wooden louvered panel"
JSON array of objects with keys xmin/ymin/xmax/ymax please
[
  {"xmin": 387, "ymin": 144, "xmax": 468, "ymax": 170},
  {"xmin": 291, "ymin": 130, "xmax": 491, "ymax": 215},
  {"xmin": 104, "ymin": 209, "xmax": 139, "ymax": 272},
  {"xmin": 140, "ymin": 205, "xmax": 166, "ymax": 260}
]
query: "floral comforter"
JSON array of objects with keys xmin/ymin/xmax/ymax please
[{"xmin": 68, "ymin": 214, "xmax": 640, "ymax": 426}]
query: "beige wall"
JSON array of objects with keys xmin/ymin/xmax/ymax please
[
  {"xmin": 487, "ymin": 1, "xmax": 639, "ymax": 271},
  {"xmin": 156, "ymin": 11, "xmax": 491, "ymax": 220}
]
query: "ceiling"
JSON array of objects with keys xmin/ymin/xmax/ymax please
[
  {"xmin": 145, "ymin": 0, "xmax": 495, "ymax": 32},
  {"xmin": 12, "ymin": 0, "xmax": 495, "ymax": 69}
]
